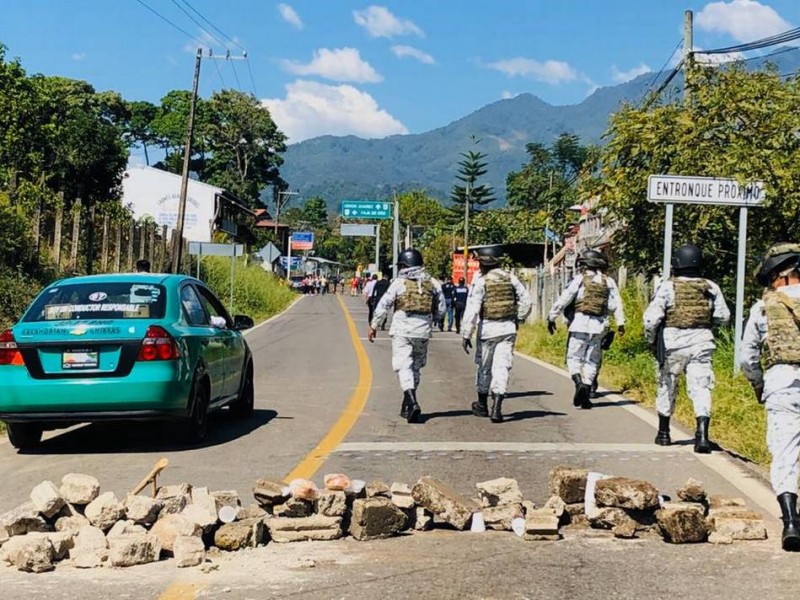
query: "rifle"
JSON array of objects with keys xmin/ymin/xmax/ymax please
[{"xmin": 654, "ymin": 322, "xmax": 667, "ymax": 367}]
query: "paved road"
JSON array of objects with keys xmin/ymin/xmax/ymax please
[{"xmin": 0, "ymin": 294, "xmax": 793, "ymax": 599}]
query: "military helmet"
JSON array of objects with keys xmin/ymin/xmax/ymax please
[
  {"xmin": 397, "ymin": 248, "xmax": 424, "ymax": 268},
  {"xmin": 755, "ymin": 243, "xmax": 800, "ymax": 286},
  {"xmin": 672, "ymin": 244, "xmax": 703, "ymax": 276},
  {"xmin": 576, "ymin": 249, "xmax": 608, "ymax": 271},
  {"xmin": 474, "ymin": 245, "xmax": 503, "ymax": 267}
]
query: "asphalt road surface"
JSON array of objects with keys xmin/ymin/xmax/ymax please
[{"xmin": 0, "ymin": 294, "xmax": 794, "ymax": 600}]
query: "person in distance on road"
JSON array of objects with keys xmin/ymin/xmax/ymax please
[
  {"xmin": 453, "ymin": 277, "xmax": 469, "ymax": 334},
  {"xmin": 135, "ymin": 259, "xmax": 151, "ymax": 273},
  {"xmin": 461, "ymin": 247, "xmax": 532, "ymax": 423},
  {"xmin": 371, "ymin": 271, "xmax": 391, "ymax": 331},
  {"xmin": 440, "ymin": 276, "xmax": 456, "ymax": 332},
  {"xmin": 548, "ymin": 249, "xmax": 625, "ymax": 410},
  {"xmin": 364, "ymin": 273, "xmax": 378, "ymax": 324},
  {"xmin": 644, "ymin": 244, "xmax": 730, "ymax": 452},
  {"xmin": 740, "ymin": 243, "xmax": 800, "ymax": 552},
  {"xmin": 368, "ymin": 249, "xmax": 445, "ymax": 424}
]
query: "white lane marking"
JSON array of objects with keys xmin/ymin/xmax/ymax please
[
  {"xmin": 244, "ymin": 295, "xmax": 305, "ymax": 337},
  {"xmin": 336, "ymin": 442, "xmax": 685, "ymax": 453},
  {"xmin": 513, "ymin": 351, "xmax": 779, "ymax": 518}
]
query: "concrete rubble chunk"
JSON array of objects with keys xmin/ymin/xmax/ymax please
[
  {"xmin": 548, "ymin": 466, "xmax": 588, "ymax": 504},
  {"xmin": 158, "ymin": 495, "xmax": 189, "ymax": 519},
  {"xmin": 350, "ymin": 498, "xmax": 407, "ymax": 541},
  {"xmin": 150, "ymin": 514, "xmax": 202, "ymax": 554},
  {"xmin": 595, "ymin": 477, "xmax": 660, "ymax": 511},
  {"xmin": 677, "ymin": 478, "xmax": 707, "ymax": 504},
  {"xmin": 71, "ymin": 525, "xmax": 108, "ymax": 569},
  {"xmin": 412, "ymin": 477, "xmax": 477, "ymax": 530},
  {"xmin": 2, "ymin": 534, "xmax": 55, "ymax": 572},
  {"xmin": 612, "ymin": 520, "xmax": 638, "ymax": 539},
  {"xmin": 191, "ymin": 487, "xmax": 221, "ymax": 523},
  {"xmin": 0, "ymin": 527, "xmax": 9, "ymax": 546},
  {"xmin": 524, "ymin": 510, "xmax": 561, "ymax": 541},
  {"xmin": 482, "ymin": 504, "xmax": 523, "ymax": 531},
  {"xmin": 267, "ymin": 515, "xmax": 343, "ymax": 543},
  {"xmin": 708, "ymin": 496, "xmax": 747, "ymax": 509},
  {"xmin": 174, "ymin": 535, "xmax": 205, "ymax": 568},
  {"xmin": 656, "ymin": 507, "xmax": 708, "ymax": 543},
  {"xmin": 366, "ymin": 481, "xmax": 391, "ymax": 498},
  {"xmin": 707, "ymin": 506, "xmax": 763, "ymax": 521},
  {"xmin": 236, "ymin": 504, "xmax": 267, "ymax": 521},
  {"xmin": 30, "ymin": 481, "xmax": 66, "ymax": 518},
  {"xmin": 661, "ymin": 501, "xmax": 705, "ymax": 515},
  {"xmin": 84, "ymin": 492, "xmax": 125, "ymax": 532},
  {"xmin": 60, "ymin": 474, "xmax": 100, "ymax": 506},
  {"xmin": 108, "ymin": 534, "xmax": 162, "ymax": 567},
  {"xmin": 324, "ymin": 473, "xmax": 352, "ymax": 492},
  {"xmin": 543, "ymin": 496, "xmax": 568, "ymax": 520},
  {"xmin": 156, "ymin": 484, "xmax": 193, "ymax": 499},
  {"xmin": 565, "ymin": 503, "xmax": 585, "ymax": 517},
  {"xmin": 317, "ymin": 491, "xmax": 348, "ymax": 517},
  {"xmin": 390, "ymin": 483, "xmax": 415, "ymax": 510},
  {"xmin": 55, "ymin": 514, "xmax": 90, "ymax": 533},
  {"xmin": 522, "ymin": 501, "xmax": 538, "ymax": 516},
  {"xmin": 106, "ymin": 520, "xmax": 147, "ymax": 540},
  {"xmin": 37, "ymin": 532, "xmax": 74, "ymax": 561},
  {"xmin": 124, "ymin": 494, "xmax": 163, "ymax": 526},
  {"xmin": 708, "ymin": 532, "xmax": 734, "ymax": 545},
  {"xmin": 253, "ymin": 479, "xmax": 288, "ymax": 507},
  {"xmin": 210, "ymin": 490, "xmax": 241, "ymax": 511},
  {"xmin": 214, "ymin": 518, "xmax": 265, "ymax": 551},
  {"xmin": 273, "ymin": 498, "xmax": 314, "ymax": 518},
  {"xmin": 588, "ymin": 507, "xmax": 656, "ymax": 533},
  {"xmin": 0, "ymin": 502, "xmax": 49, "ymax": 536},
  {"xmin": 413, "ymin": 507, "xmax": 433, "ymax": 532},
  {"xmin": 182, "ymin": 504, "xmax": 218, "ymax": 532},
  {"xmin": 476, "ymin": 478, "xmax": 523, "ymax": 508},
  {"xmin": 707, "ymin": 507, "xmax": 767, "ymax": 541}
]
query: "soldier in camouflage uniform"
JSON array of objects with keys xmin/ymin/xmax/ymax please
[
  {"xmin": 369, "ymin": 248, "xmax": 445, "ymax": 424},
  {"xmin": 740, "ymin": 243, "xmax": 800, "ymax": 551},
  {"xmin": 644, "ymin": 244, "xmax": 730, "ymax": 453},
  {"xmin": 548, "ymin": 250, "xmax": 625, "ymax": 409},
  {"xmin": 462, "ymin": 247, "xmax": 532, "ymax": 423}
]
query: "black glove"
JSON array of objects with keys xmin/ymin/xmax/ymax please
[
  {"xmin": 754, "ymin": 383, "xmax": 764, "ymax": 404},
  {"xmin": 462, "ymin": 338, "xmax": 472, "ymax": 354},
  {"xmin": 547, "ymin": 320, "xmax": 557, "ymax": 335}
]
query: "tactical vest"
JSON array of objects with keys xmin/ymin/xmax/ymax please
[
  {"xmin": 395, "ymin": 279, "xmax": 435, "ymax": 315},
  {"xmin": 575, "ymin": 275, "xmax": 609, "ymax": 317},
  {"xmin": 482, "ymin": 270, "xmax": 517, "ymax": 321},
  {"xmin": 763, "ymin": 291, "xmax": 800, "ymax": 369},
  {"xmin": 664, "ymin": 279, "xmax": 713, "ymax": 329}
]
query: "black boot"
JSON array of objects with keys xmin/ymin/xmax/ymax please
[
  {"xmin": 778, "ymin": 493, "xmax": 800, "ymax": 551},
  {"xmin": 405, "ymin": 389, "xmax": 421, "ymax": 424},
  {"xmin": 400, "ymin": 392, "xmax": 411, "ymax": 419},
  {"xmin": 590, "ymin": 377, "xmax": 600, "ymax": 399},
  {"xmin": 571, "ymin": 374, "xmax": 583, "ymax": 407},
  {"xmin": 655, "ymin": 415, "xmax": 671, "ymax": 446},
  {"xmin": 694, "ymin": 416, "xmax": 712, "ymax": 454},
  {"xmin": 579, "ymin": 384, "xmax": 593, "ymax": 409},
  {"xmin": 472, "ymin": 393, "xmax": 489, "ymax": 417},
  {"xmin": 490, "ymin": 394, "xmax": 504, "ymax": 423}
]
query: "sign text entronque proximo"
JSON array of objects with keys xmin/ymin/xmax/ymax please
[{"xmin": 647, "ymin": 175, "xmax": 766, "ymax": 207}]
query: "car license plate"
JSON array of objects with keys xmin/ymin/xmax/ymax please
[{"xmin": 62, "ymin": 350, "xmax": 99, "ymax": 370}]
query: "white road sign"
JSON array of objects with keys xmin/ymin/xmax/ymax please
[
  {"xmin": 647, "ymin": 175, "xmax": 766, "ymax": 207},
  {"xmin": 340, "ymin": 224, "xmax": 377, "ymax": 237}
]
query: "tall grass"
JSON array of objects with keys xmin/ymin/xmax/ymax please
[
  {"xmin": 516, "ymin": 285, "xmax": 769, "ymax": 466},
  {"xmin": 199, "ymin": 256, "xmax": 296, "ymax": 322}
]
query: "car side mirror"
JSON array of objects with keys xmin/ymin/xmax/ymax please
[{"xmin": 232, "ymin": 315, "xmax": 254, "ymax": 331}]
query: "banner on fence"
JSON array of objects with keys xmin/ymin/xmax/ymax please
[{"xmin": 451, "ymin": 253, "xmax": 480, "ymax": 285}]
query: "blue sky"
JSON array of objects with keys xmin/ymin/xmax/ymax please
[{"xmin": 2, "ymin": 0, "xmax": 800, "ymax": 155}]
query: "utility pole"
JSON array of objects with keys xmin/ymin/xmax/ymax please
[
  {"xmin": 543, "ymin": 170, "xmax": 553, "ymax": 268},
  {"xmin": 463, "ymin": 181, "xmax": 471, "ymax": 263},
  {"xmin": 172, "ymin": 48, "xmax": 202, "ymax": 274},
  {"xmin": 392, "ymin": 191, "xmax": 399, "ymax": 279},
  {"xmin": 274, "ymin": 189, "xmax": 298, "ymax": 249}
]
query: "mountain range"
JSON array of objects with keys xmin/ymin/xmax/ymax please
[{"xmin": 279, "ymin": 49, "xmax": 800, "ymax": 207}]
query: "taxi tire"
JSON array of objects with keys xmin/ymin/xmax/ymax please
[
  {"xmin": 185, "ymin": 382, "xmax": 210, "ymax": 444},
  {"xmin": 6, "ymin": 423, "xmax": 43, "ymax": 450},
  {"xmin": 230, "ymin": 364, "xmax": 254, "ymax": 419}
]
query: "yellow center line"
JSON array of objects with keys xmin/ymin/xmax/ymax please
[
  {"xmin": 157, "ymin": 583, "xmax": 206, "ymax": 600},
  {"xmin": 283, "ymin": 294, "xmax": 373, "ymax": 482}
]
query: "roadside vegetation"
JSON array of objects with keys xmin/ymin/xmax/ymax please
[{"xmin": 516, "ymin": 284, "xmax": 769, "ymax": 466}]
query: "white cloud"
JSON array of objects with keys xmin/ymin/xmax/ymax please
[
  {"xmin": 278, "ymin": 3, "xmax": 304, "ymax": 29},
  {"xmin": 390, "ymin": 45, "xmax": 435, "ymax": 65},
  {"xmin": 501, "ymin": 90, "xmax": 516, "ymax": 99},
  {"xmin": 353, "ymin": 5, "xmax": 423, "ymax": 38},
  {"xmin": 486, "ymin": 57, "xmax": 578, "ymax": 85},
  {"xmin": 262, "ymin": 79, "xmax": 408, "ymax": 143},
  {"xmin": 71, "ymin": 52, "xmax": 86, "ymax": 62},
  {"xmin": 611, "ymin": 63, "xmax": 651, "ymax": 83},
  {"xmin": 696, "ymin": 0, "xmax": 791, "ymax": 42},
  {"xmin": 281, "ymin": 47, "xmax": 382, "ymax": 83}
]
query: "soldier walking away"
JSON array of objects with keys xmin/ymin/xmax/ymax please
[
  {"xmin": 441, "ymin": 277, "xmax": 456, "ymax": 332},
  {"xmin": 371, "ymin": 272, "xmax": 391, "ymax": 331},
  {"xmin": 739, "ymin": 243, "xmax": 800, "ymax": 551},
  {"xmin": 368, "ymin": 249, "xmax": 445, "ymax": 423},
  {"xmin": 547, "ymin": 250, "xmax": 625, "ymax": 409},
  {"xmin": 453, "ymin": 277, "xmax": 469, "ymax": 333},
  {"xmin": 461, "ymin": 247, "xmax": 532, "ymax": 423},
  {"xmin": 364, "ymin": 274, "xmax": 378, "ymax": 324},
  {"xmin": 644, "ymin": 245, "xmax": 730, "ymax": 452}
]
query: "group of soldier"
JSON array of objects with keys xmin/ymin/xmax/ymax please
[{"xmin": 366, "ymin": 241, "xmax": 800, "ymax": 552}]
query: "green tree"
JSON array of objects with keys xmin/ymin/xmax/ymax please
[
  {"xmin": 450, "ymin": 138, "xmax": 496, "ymax": 216},
  {"xmin": 301, "ymin": 196, "xmax": 329, "ymax": 229},
  {"xmin": 123, "ymin": 100, "xmax": 158, "ymax": 166}
]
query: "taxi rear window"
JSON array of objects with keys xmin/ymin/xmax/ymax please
[{"xmin": 24, "ymin": 282, "xmax": 167, "ymax": 322}]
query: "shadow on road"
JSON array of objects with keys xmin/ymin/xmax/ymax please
[
  {"xmin": 421, "ymin": 409, "xmax": 474, "ymax": 422},
  {"xmin": 505, "ymin": 390, "xmax": 553, "ymax": 400},
  {"xmin": 503, "ymin": 409, "xmax": 566, "ymax": 422},
  {"xmin": 590, "ymin": 398, "xmax": 637, "ymax": 408},
  {"xmin": 19, "ymin": 409, "xmax": 278, "ymax": 455}
]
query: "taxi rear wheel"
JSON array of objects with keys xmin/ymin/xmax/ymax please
[
  {"xmin": 6, "ymin": 423, "xmax": 43, "ymax": 450},
  {"xmin": 185, "ymin": 382, "xmax": 210, "ymax": 444},
  {"xmin": 230, "ymin": 364, "xmax": 254, "ymax": 419}
]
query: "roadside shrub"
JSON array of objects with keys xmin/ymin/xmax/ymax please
[{"xmin": 0, "ymin": 268, "xmax": 43, "ymax": 329}]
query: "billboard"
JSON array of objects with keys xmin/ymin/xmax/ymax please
[
  {"xmin": 451, "ymin": 253, "xmax": 480, "ymax": 285},
  {"xmin": 290, "ymin": 231, "xmax": 314, "ymax": 251}
]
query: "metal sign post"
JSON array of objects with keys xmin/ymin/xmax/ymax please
[
  {"xmin": 187, "ymin": 242, "xmax": 244, "ymax": 312},
  {"xmin": 647, "ymin": 174, "xmax": 766, "ymax": 372}
]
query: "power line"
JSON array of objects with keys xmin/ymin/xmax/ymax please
[
  {"xmin": 169, "ymin": 0, "xmax": 226, "ymax": 48},
  {"xmin": 697, "ymin": 26, "xmax": 800, "ymax": 55},
  {"xmin": 645, "ymin": 39, "xmax": 683, "ymax": 94},
  {"xmin": 229, "ymin": 58, "xmax": 243, "ymax": 90},
  {"xmin": 177, "ymin": 0, "xmax": 246, "ymax": 51},
  {"xmin": 131, "ymin": 0, "xmax": 203, "ymax": 44},
  {"xmin": 245, "ymin": 58, "xmax": 259, "ymax": 97}
]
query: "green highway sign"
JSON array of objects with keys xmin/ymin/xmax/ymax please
[{"xmin": 340, "ymin": 200, "xmax": 392, "ymax": 220}]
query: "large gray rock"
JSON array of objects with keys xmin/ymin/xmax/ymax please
[
  {"xmin": 174, "ymin": 535, "xmax": 205, "ymax": 568},
  {"xmin": 317, "ymin": 491, "xmax": 348, "ymax": 517},
  {"xmin": 106, "ymin": 520, "xmax": 147, "ymax": 540},
  {"xmin": 476, "ymin": 478, "xmax": 523, "ymax": 508},
  {"xmin": 350, "ymin": 498, "xmax": 407, "ymax": 541},
  {"xmin": 60, "ymin": 474, "xmax": 100, "ymax": 506},
  {"xmin": 482, "ymin": 504, "xmax": 524, "ymax": 531},
  {"xmin": 0, "ymin": 502, "xmax": 49, "ymax": 536},
  {"xmin": 108, "ymin": 534, "xmax": 162, "ymax": 567},
  {"xmin": 267, "ymin": 515, "xmax": 343, "ymax": 543},
  {"xmin": 656, "ymin": 507, "xmax": 708, "ymax": 543},
  {"xmin": 524, "ymin": 510, "xmax": 560, "ymax": 541},
  {"xmin": 412, "ymin": 477, "xmax": 477, "ymax": 530},
  {"xmin": 84, "ymin": 492, "xmax": 124, "ymax": 532},
  {"xmin": 124, "ymin": 495, "xmax": 163, "ymax": 526},
  {"xmin": 2, "ymin": 534, "xmax": 55, "ymax": 572},
  {"xmin": 677, "ymin": 478, "xmax": 707, "ymax": 504},
  {"xmin": 30, "ymin": 481, "xmax": 66, "ymax": 518},
  {"xmin": 548, "ymin": 466, "xmax": 588, "ymax": 504},
  {"xmin": 150, "ymin": 514, "xmax": 202, "ymax": 554},
  {"xmin": 595, "ymin": 477, "xmax": 660, "ymax": 511},
  {"xmin": 213, "ymin": 518, "xmax": 265, "ymax": 551},
  {"xmin": 71, "ymin": 525, "xmax": 108, "ymax": 568},
  {"xmin": 252, "ymin": 479, "xmax": 288, "ymax": 508}
]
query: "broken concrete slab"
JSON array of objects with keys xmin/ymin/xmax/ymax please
[
  {"xmin": 181, "ymin": 504, "xmax": 218, "ymax": 533},
  {"xmin": 548, "ymin": 466, "xmax": 588, "ymax": 504},
  {"xmin": 412, "ymin": 477, "xmax": 477, "ymax": 530},
  {"xmin": 588, "ymin": 507, "xmax": 656, "ymax": 533},
  {"xmin": 106, "ymin": 520, "xmax": 146, "ymax": 540},
  {"xmin": 366, "ymin": 481, "xmax": 391, "ymax": 499},
  {"xmin": 677, "ymin": 478, "xmax": 707, "ymax": 504},
  {"xmin": 214, "ymin": 518, "xmax": 265, "ymax": 551},
  {"xmin": 482, "ymin": 504, "xmax": 523, "ymax": 531},
  {"xmin": 707, "ymin": 508, "xmax": 767, "ymax": 541},
  {"xmin": 595, "ymin": 477, "xmax": 660, "ymax": 511},
  {"xmin": 660, "ymin": 501, "xmax": 706, "ymax": 515},
  {"xmin": 0, "ymin": 502, "xmax": 49, "ymax": 536},
  {"xmin": 273, "ymin": 498, "xmax": 314, "ymax": 518},
  {"xmin": 210, "ymin": 490, "xmax": 241, "ymax": 511},
  {"xmin": 60, "ymin": 474, "xmax": 100, "ymax": 506},
  {"xmin": 390, "ymin": 483, "xmax": 415, "ymax": 510},
  {"xmin": 524, "ymin": 510, "xmax": 560, "ymax": 541},
  {"xmin": 150, "ymin": 514, "xmax": 202, "ymax": 554},
  {"xmin": 708, "ymin": 496, "xmax": 747, "ymax": 509},
  {"xmin": 317, "ymin": 491, "xmax": 348, "ymax": 517},
  {"xmin": 71, "ymin": 525, "xmax": 108, "ymax": 569},
  {"xmin": 476, "ymin": 478, "xmax": 523, "ymax": 508},
  {"xmin": 124, "ymin": 494, "xmax": 163, "ymax": 526},
  {"xmin": 30, "ymin": 481, "xmax": 65, "ymax": 519},
  {"xmin": 156, "ymin": 484, "xmax": 193, "ymax": 499},
  {"xmin": 174, "ymin": 534, "xmax": 205, "ymax": 568},
  {"xmin": 350, "ymin": 498, "xmax": 407, "ymax": 541},
  {"xmin": 84, "ymin": 492, "xmax": 125, "ymax": 532},
  {"xmin": 108, "ymin": 534, "xmax": 162, "ymax": 567},
  {"xmin": 656, "ymin": 507, "xmax": 708, "ymax": 543},
  {"xmin": 2, "ymin": 534, "xmax": 55, "ymax": 573},
  {"xmin": 267, "ymin": 515, "xmax": 343, "ymax": 543},
  {"xmin": 236, "ymin": 504, "xmax": 268, "ymax": 521}
]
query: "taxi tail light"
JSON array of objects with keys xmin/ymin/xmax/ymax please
[
  {"xmin": 0, "ymin": 330, "xmax": 24, "ymax": 366},
  {"xmin": 138, "ymin": 325, "xmax": 180, "ymax": 361}
]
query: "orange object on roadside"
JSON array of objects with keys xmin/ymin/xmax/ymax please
[{"xmin": 324, "ymin": 473, "xmax": 352, "ymax": 491}]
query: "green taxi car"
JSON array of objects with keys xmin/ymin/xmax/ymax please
[{"xmin": 0, "ymin": 274, "xmax": 255, "ymax": 450}]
